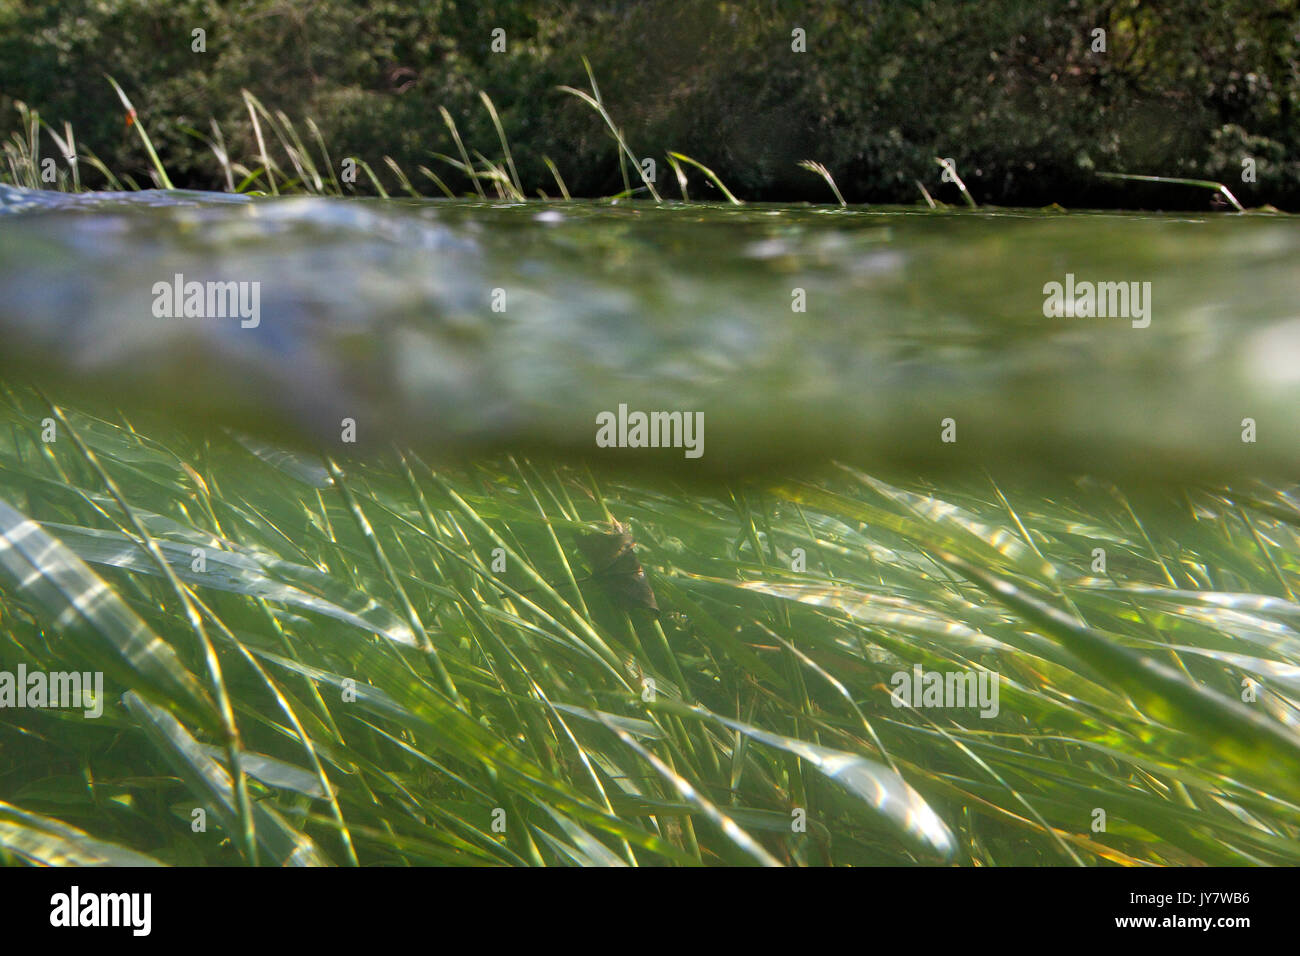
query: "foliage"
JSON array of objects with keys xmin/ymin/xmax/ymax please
[
  {"xmin": 2, "ymin": 389, "xmax": 1299, "ymax": 865},
  {"xmin": 0, "ymin": 1, "xmax": 1297, "ymax": 206}
]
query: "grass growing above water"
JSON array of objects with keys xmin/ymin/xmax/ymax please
[
  {"xmin": 2, "ymin": 388, "xmax": 1299, "ymax": 866},
  {"xmin": 5, "ymin": 75, "xmax": 730, "ymax": 203},
  {"xmin": 4, "ymin": 72, "xmax": 1278, "ymax": 212}
]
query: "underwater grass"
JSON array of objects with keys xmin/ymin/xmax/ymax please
[{"xmin": 1, "ymin": 388, "xmax": 1298, "ymax": 866}]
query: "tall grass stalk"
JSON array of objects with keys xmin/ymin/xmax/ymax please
[
  {"xmin": 935, "ymin": 157, "xmax": 976, "ymax": 208},
  {"xmin": 105, "ymin": 76, "xmax": 173, "ymax": 190},
  {"xmin": 798, "ymin": 160, "xmax": 847, "ymax": 207},
  {"xmin": 1097, "ymin": 171, "xmax": 1245, "ymax": 212},
  {"xmin": 559, "ymin": 57, "xmax": 662, "ymax": 202},
  {"xmin": 667, "ymin": 152, "xmax": 743, "ymax": 205}
]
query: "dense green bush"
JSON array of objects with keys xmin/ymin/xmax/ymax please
[{"xmin": 1, "ymin": 0, "xmax": 1296, "ymax": 206}]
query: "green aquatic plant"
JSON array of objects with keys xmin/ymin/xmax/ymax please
[{"xmin": 1, "ymin": 389, "xmax": 1298, "ymax": 866}]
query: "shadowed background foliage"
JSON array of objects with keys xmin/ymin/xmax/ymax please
[{"xmin": 1, "ymin": 0, "xmax": 1297, "ymax": 207}]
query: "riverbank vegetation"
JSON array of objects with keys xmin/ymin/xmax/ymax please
[{"xmin": 2, "ymin": 1, "xmax": 1296, "ymax": 208}]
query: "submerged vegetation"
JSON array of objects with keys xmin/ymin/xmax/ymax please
[{"xmin": 3, "ymin": 391, "xmax": 1300, "ymax": 866}]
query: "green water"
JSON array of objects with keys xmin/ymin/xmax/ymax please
[
  {"xmin": 3, "ymin": 186, "xmax": 1300, "ymax": 867},
  {"xmin": 1, "ymin": 185, "xmax": 1297, "ymax": 481}
]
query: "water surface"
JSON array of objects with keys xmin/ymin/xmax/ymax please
[{"xmin": 1, "ymin": 184, "xmax": 1296, "ymax": 480}]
